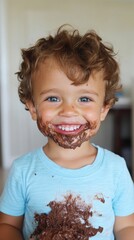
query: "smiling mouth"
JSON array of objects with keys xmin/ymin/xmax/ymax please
[
  {"xmin": 54, "ymin": 124, "xmax": 86, "ymax": 135},
  {"xmin": 57, "ymin": 125, "xmax": 81, "ymax": 131}
]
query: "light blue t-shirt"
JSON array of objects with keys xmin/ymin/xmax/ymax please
[{"xmin": 0, "ymin": 145, "xmax": 134, "ymax": 240}]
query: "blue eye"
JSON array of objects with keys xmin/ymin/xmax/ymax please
[
  {"xmin": 46, "ymin": 97, "xmax": 60, "ymax": 102},
  {"xmin": 79, "ymin": 97, "xmax": 90, "ymax": 102}
]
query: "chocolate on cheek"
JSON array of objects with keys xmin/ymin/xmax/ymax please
[{"xmin": 37, "ymin": 118, "xmax": 98, "ymax": 149}]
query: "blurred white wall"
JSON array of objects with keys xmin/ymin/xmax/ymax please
[
  {"xmin": 0, "ymin": 0, "xmax": 134, "ymax": 168},
  {"xmin": 132, "ymin": 84, "xmax": 134, "ymax": 179}
]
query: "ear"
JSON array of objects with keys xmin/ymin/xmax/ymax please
[
  {"xmin": 100, "ymin": 104, "xmax": 111, "ymax": 122},
  {"xmin": 26, "ymin": 100, "xmax": 37, "ymax": 121}
]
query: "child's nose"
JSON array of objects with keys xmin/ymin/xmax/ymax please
[{"xmin": 59, "ymin": 102, "xmax": 78, "ymax": 117}]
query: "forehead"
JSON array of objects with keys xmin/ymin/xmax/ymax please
[
  {"xmin": 34, "ymin": 56, "xmax": 104, "ymax": 80},
  {"xmin": 33, "ymin": 59, "xmax": 104, "ymax": 86},
  {"xmin": 33, "ymin": 61, "xmax": 105, "ymax": 103}
]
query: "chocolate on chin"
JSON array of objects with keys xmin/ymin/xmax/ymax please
[
  {"xmin": 30, "ymin": 194, "xmax": 103, "ymax": 240},
  {"xmin": 37, "ymin": 119, "xmax": 97, "ymax": 149}
]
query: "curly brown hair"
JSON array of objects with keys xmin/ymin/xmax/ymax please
[{"xmin": 16, "ymin": 25, "xmax": 121, "ymax": 109}]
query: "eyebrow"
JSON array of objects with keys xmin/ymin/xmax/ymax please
[
  {"xmin": 40, "ymin": 88, "xmax": 60, "ymax": 95},
  {"xmin": 40, "ymin": 88, "xmax": 99, "ymax": 96},
  {"xmin": 77, "ymin": 89, "xmax": 99, "ymax": 96}
]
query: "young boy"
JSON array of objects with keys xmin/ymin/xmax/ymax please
[{"xmin": 0, "ymin": 25, "xmax": 134, "ymax": 240}]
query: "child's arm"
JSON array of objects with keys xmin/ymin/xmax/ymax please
[
  {"xmin": 0, "ymin": 212, "xmax": 24, "ymax": 240},
  {"xmin": 114, "ymin": 214, "xmax": 134, "ymax": 240}
]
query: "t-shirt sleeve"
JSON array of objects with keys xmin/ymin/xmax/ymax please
[
  {"xmin": 0, "ymin": 160, "xmax": 25, "ymax": 216},
  {"xmin": 113, "ymin": 159, "xmax": 134, "ymax": 216}
]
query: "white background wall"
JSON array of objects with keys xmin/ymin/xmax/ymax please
[{"xmin": 0, "ymin": 0, "xmax": 134, "ymax": 168}]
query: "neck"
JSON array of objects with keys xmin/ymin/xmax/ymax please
[{"xmin": 43, "ymin": 138, "xmax": 97, "ymax": 169}]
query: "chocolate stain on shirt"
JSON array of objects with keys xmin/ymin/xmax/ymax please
[{"xmin": 30, "ymin": 194, "xmax": 103, "ymax": 240}]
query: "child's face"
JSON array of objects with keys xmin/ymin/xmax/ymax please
[{"xmin": 27, "ymin": 59, "xmax": 110, "ymax": 149}]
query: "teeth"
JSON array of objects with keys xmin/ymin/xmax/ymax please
[{"xmin": 58, "ymin": 125, "xmax": 80, "ymax": 131}]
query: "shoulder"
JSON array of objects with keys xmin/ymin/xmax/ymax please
[
  {"xmin": 10, "ymin": 147, "xmax": 44, "ymax": 175},
  {"xmin": 104, "ymin": 147, "xmax": 127, "ymax": 168},
  {"xmin": 103, "ymin": 147, "xmax": 125, "ymax": 163},
  {"xmin": 96, "ymin": 144, "xmax": 125, "ymax": 163},
  {"xmin": 5, "ymin": 147, "xmax": 45, "ymax": 190},
  {"xmin": 14, "ymin": 147, "xmax": 42, "ymax": 165},
  {"xmin": 96, "ymin": 145, "xmax": 128, "ymax": 174}
]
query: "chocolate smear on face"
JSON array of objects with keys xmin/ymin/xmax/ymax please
[
  {"xmin": 30, "ymin": 194, "xmax": 103, "ymax": 240},
  {"xmin": 37, "ymin": 119, "xmax": 97, "ymax": 149}
]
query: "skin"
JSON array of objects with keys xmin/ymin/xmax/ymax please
[
  {"xmin": 29, "ymin": 59, "xmax": 110, "ymax": 156},
  {"xmin": 0, "ymin": 58, "xmax": 134, "ymax": 239}
]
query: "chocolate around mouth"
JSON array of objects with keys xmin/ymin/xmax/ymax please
[
  {"xmin": 30, "ymin": 194, "xmax": 103, "ymax": 240},
  {"xmin": 37, "ymin": 119, "xmax": 97, "ymax": 149}
]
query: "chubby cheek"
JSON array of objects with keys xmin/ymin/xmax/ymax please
[
  {"xmin": 84, "ymin": 111, "xmax": 102, "ymax": 133},
  {"xmin": 86, "ymin": 121, "xmax": 101, "ymax": 138},
  {"xmin": 36, "ymin": 108, "xmax": 54, "ymax": 123}
]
